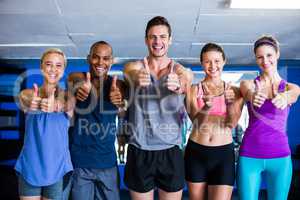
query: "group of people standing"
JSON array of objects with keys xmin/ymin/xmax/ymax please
[{"xmin": 15, "ymin": 15, "xmax": 300, "ymax": 200}]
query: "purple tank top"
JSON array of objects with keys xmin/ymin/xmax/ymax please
[{"xmin": 239, "ymin": 77, "xmax": 290, "ymax": 158}]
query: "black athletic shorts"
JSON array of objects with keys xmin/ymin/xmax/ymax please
[
  {"xmin": 124, "ymin": 144, "xmax": 185, "ymax": 193},
  {"xmin": 184, "ymin": 140, "xmax": 235, "ymax": 186}
]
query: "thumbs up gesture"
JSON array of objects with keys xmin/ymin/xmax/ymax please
[
  {"xmin": 40, "ymin": 87, "xmax": 56, "ymax": 112},
  {"xmin": 29, "ymin": 83, "xmax": 42, "ymax": 111},
  {"xmin": 202, "ymin": 83, "xmax": 213, "ymax": 109},
  {"xmin": 271, "ymin": 83, "xmax": 288, "ymax": 109},
  {"xmin": 224, "ymin": 82, "xmax": 235, "ymax": 104},
  {"xmin": 252, "ymin": 80, "xmax": 267, "ymax": 108},
  {"xmin": 109, "ymin": 75, "xmax": 123, "ymax": 108},
  {"xmin": 166, "ymin": 61, "xmax": 181, "ymax": 93},
  {"xmin": 137, "ymin": 57, "xmax": 151, "ymax": 87},
  {"xmin": 76, "ymin": 72, "xmax": 92, "ymax": 101}
]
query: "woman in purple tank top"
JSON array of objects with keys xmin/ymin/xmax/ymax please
[{"xmin": 238, "ymin": 35, "xmax": 300, "ymax": 200}]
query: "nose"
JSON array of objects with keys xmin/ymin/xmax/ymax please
[
  {"xmin": 49, "ymin": 64, "xmax": 57, "ymax": 72},
  {"xmin": 262, "ymin": 56, "xmax": 268, "ymax": 64}
]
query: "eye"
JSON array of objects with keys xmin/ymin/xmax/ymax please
[
  {"xmin": 148, "ymin": 35, "xmax": 156, "ymax": 40},
  {"xmin": 103, "ymin": 56, "xmax": 112, "ymax": 61},
  {"xmin": 56, "ymin": 64, "xmax": 63, "ymax": 68},
  {"xmin": 160, "ymin": 35, "xmax": 168, "ymax": 39}
]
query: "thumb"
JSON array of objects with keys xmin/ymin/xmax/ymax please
[
  {"xmin": 86, "ymin": 72, "xmax": 91, "ymax": 83},
  {"xmin": 111, "ymin": 75, "xmax": 117, "ymax": 90},
  {"xmin": 143, "ymin": 57, "xmax": 150, "ymax": 73},
  {"xmin": 33, "ymin": 83, "xmax": 39, "ymax": 97},
  {"xmin": 272, "ymin": 83, "xmax": 278, "ymax": 97},
  {"xmin": 49, "ymin": 88, "xmax": 56, "ymax": 99}
]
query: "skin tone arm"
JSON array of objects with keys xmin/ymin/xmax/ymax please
[
  {"xmin": 172, "ymin": 64, "xmax": 194, "ymax": 94},
  {"xmin": 123, "ymin": 61, "xmax": 149, "ymax": 87},
  {"xmin": 68, "ymin": 72, "xmax": 92, "ymax": 102},
  {"xmin": 185, "ymin": 84, "xmax": 213, "ymax": 128},
  {"xmin": 18, "ymin": 86, "xmax": 41, "ymax": 112},
  {"xmin": 277, "ymin": 82, "xmax": 300, "ymax": 104},
  {"xmin": 225, "ymin": 85, "xmax": 244, "ymax": 129}
]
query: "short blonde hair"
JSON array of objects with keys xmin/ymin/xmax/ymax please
[{"xmin": 40, "ymin": 48, "xmax": 67, "ymax": 67}]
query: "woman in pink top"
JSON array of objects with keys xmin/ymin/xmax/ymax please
[
  {"xmin": 238, "ymin": 35, "xmax": 300, "ymax": 200},
  {"xmin": 184, "ymin": 43, "xmax": 244, "ymax": 200}
]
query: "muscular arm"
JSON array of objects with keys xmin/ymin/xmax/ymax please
[
  {"xmin": 240, "ymin": 80, "xmax": 255, "ymax": 102},
  {"xmin": 67, "ymin": 72, "xmax": 86, "ymax": 88},
  {"xmin": 123, "ymin": 61, "xmax": 143, "ymax": 87}
]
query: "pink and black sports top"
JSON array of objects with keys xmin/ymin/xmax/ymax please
[{"xmin": 197, "ymin": 81, "xmax": 227, "ymax": 117}]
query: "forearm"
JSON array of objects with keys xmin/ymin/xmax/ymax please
[
  {"xmin": 225, "ymin": 104, "xmax": 242, "ymax": 129},
  {"xmin": 193, "ymin": 105, "xmax": 211, "ymax": 126},
  {"xmin": 286, "ymin": 84, "xmax": 300, "ymax": 104}
]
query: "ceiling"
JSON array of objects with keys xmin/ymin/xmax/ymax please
[{"xmin": 0, "ymin": 0, "xmax": 300, "ymax": 65}]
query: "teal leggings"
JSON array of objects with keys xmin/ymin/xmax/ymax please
[{"xmin": 237, "ymin": 156, "xmax": 292, "ymax": 200}]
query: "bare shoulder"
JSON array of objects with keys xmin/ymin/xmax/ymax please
[
  {"xmin": 287, "ymin": 82, "xmax": 300, "ymax": 89},
  {"xmin": 287, "ymin": 82, "xmax": 300, "ymax": 95},
  {"xmin": 175, "ymin": 63, "xmax": 194, "ymax": 81},
  {"xmin": 240, "ymin": 79, "xmax": 254, "ymax": 90},
  {"xmin": 124, "ymin": 60, "xmax": 143, "ymax": 73},
  {"xmin": 68, "ymin": 72, "xmax": 86, "ymax": 82},
  {"xmin": 19, "ymin": 88, "xmax": 34, "ymax": 101},
  {"xmin": 187, "ymin": 84, "xmax": 198, "ymax": 99}
]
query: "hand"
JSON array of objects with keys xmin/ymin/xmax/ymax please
[
  {"xmin": 40, "ymin": 88, "xmax": 56, "ymax": 112},
  {"xmin": 76, "ymin": 72, "xmax": 92, "ymax": 101},
  {"xmin": 252, "ymin": 80, "xmax": 267, "ymax": 108},
  {"xmin": 29, "ymin": 83, "xmax": 42, "ymax": 111},
  {"xmin": 272, "ymin": 84, "xmax": 288, "ymax": 109},
  {"xmin": 137, "ymin": 57, "xmax": 151, "ymax": 87},
  {"xmin": 165, "ymin": 63, "xmax": 181, "ymax": 92},
  {"xmin": 224, "ymin": 82, "xmax": 235, "ymax": 104},
  {"xmin": 202, "ymin": 83, "xmax": 213, "ymax": 109},
  {"xmin": 109, "ymin": 75, "xmax": 123, "ymax": 107}
]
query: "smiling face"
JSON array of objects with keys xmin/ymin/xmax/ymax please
[
  {"xmin": 41, "ymin": 52, "xmax": 65, "ymax": 85},
  {"xmin": 201, "ymin": 51, "xmax": 225, "ymax": 79},
  {"xmin": 255, "ymin": 45, "xmax": 279, "ymax": 73},
  {"xmin": 145, "ymin": 25, "xmax": 172, "ymax": 58},
  {"xmin": 88, "ymin": 44, "xmax": 113, "ymax": 78}
]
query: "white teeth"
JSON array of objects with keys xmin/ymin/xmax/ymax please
[
  {"xmin": 153, "ymin": 46, "xmax": 163, "ymax": 50},
  {"xmin": 49, "ymin": 74, "xmax": 56, "ymax": 79},
  {"xmin": 96, "ymin": 67, "xmax": 105, "ymax": 72}
]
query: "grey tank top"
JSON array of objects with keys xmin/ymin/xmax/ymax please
[{"xmin": 127, "ymin": 59, "xmax": 185, "ymax": 150}]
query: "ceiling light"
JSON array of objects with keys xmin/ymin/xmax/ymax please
[{"xmin": 230, "ymin": 0, "xmax": 300, "ymax": 9}]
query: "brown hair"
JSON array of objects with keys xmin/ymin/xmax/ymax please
[
  {"xmin": 200, "ymin": 43, "xmax": 226, "ymax": 63},
  {"xmin": 145, "ymin": 16, "xmax": 172, "ymax": 38}
]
